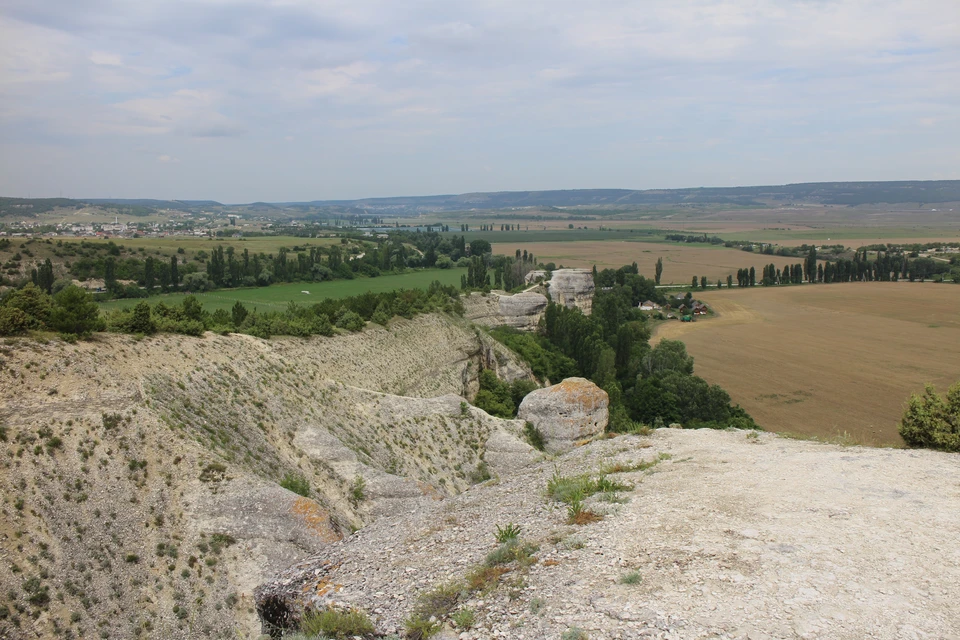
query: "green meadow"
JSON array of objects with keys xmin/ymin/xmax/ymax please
[{"xmin": 98, "ymin": 268, "xmax": 467, "ymax": 313}]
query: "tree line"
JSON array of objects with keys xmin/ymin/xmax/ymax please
[
  {"xmin": 0, "ymin": 280, "xmax": 464, "ymax": 341},
  {"xmin": 493, "ymin": 264, "xmax": 757, "ymax": 431}
]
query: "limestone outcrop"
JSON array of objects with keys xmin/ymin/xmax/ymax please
[
  {"xmin": 547, "ymin": 268, "xmax": 595, "ymax": 315},
  {"xmin": 498, "ymin": 291, "xmax": 547, "ymax": 329},
  {"xmin": 517, "ymin": 377, "xmax": 609, "ymax": 452},
  {"xmin": 462, "ymin": 291, "xmax": 547, "ymax": 331}
]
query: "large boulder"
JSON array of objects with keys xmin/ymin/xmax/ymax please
[
  {"xmin": 498, "ymin": 292, "xmax": 548, "ymax": 329},
  {"xmin": 517, "ymin": 377, "xmax": 608, "ymax": 452},
  {"xmin": 547, "ymin": 268, "xmax": 595, "ymax": 315}
]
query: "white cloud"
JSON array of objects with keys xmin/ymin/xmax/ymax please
[
  {"xmin": 0, "ymin": 0, "xmax": 958, "ymax": 200},
  {"xmin": 89, "ymin": 51, "xmax": 122, "ymax": 66}
]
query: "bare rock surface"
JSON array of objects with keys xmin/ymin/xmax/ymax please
[
  {"xmin": 257, "ymin": 429, "xmax": 960, "ymax": 640},
  {"xmin": 463, "ymin": 291, "xmax": 548, "ymax": 331},
  {"xmin": 518, "ymin": 377, "xmax": 609, "ymax": 452},
  {"xmin": 547, "ymin": 268, "xmax": 595, "ymax": 314},
  {"xmin": 498, "ymin": 292, "xmax": 548, "ymax": 330}
]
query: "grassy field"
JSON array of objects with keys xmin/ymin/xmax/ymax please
[
  {"xmin": 652, "ymin": 282, "xmax": 960, "ymax": 446},
  {"xmin": 98, "ymin": 268, "xmax": 466, "ymax": 313},
  {"xmin": 491, "ymin": 240, "xmax": 823, "ymax": 284},
  {"xmin": 66, "ymin": 235, "xmax": 342, "ymax": 256}
]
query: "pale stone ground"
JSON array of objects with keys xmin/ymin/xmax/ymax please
[{"xmin": 276, "ymin": 428, "xmax": 960, "ymax": 640}]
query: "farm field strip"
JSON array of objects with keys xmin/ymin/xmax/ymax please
[
  {"xmin": 98, "ymin": 268, "xmax": 466, "ymax": 313},
  {"xmin": 491, "ymin": 240, "xmax": 826, "ymax": 283},
  {"xmin": 652, "ymin": 283, "xmax": 960, "ymax": 446}
]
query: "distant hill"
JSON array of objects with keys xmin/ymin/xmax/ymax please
[
  {"xmin": 3, "ymin": 181, "xmax": 958, "ymax": 218},
  {"xmin": 84, "ymin": 198, "xmax": 223, "ymax": 210},
  {"xmin": 283, "ymin": 180, "xmax": 960, "ymax": 211}
]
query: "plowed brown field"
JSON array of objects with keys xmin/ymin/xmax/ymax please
[{"xmin": 652, "ymin": 282, "xmax": 960, "ymax": 445}]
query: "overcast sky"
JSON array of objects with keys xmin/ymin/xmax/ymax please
[{"xmin": 1, "ymin": 0, "xmax": 958, "ymax": 203}]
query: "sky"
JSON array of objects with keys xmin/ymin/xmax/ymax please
[{"xmin": 1, "ymin": 0, "xmax": 958, "ymax": 203}]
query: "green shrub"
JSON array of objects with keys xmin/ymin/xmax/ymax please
[
  {"xmin": 404, "ymin": 615, "xmax": 440, "ymax": 640},
  {"xmin": 523, "ymin": 421, "xmax": 546, "ymax": 451},
  {"xmin": 300, "ymin": 607, "xmax": 375, "ymax": 639},
  {"xmin": 49, "ymin": 286, "xmax": 105, "ymax": 337},
  {"xmin": 561, "ymin": 628, "xmax": 589, "ymax": 640},
  {"xmin": 620, "ymin": 570, "xmax": 641, "ymax": 584},
  {"xmin": 0, "ymin": 307, "xmax": 31, "ymax": 336},
  {"xmin": 280, "ymin": 472, "xmax": 310, "ymax": 497},
  {"xmin": 494, "ymin": 523, "xmax": 521, "ymax": 543},
  {"xmin": 349, "ymin": 475, "xmax": 366, "ymax": 508},
  {"xmin": 899, "ymin": 382, "xmax": 960, "ymax": 452},
  {"xmin": 412, "ymin": 581, "xmax": 463, "ymax": 622},
  {"xmin": 334, "ymin": 309, "xmax": 365, "ymax": 332},
  {"xmin": 451, "ymin": 608, "xmax": 475, "ymax": 629}
]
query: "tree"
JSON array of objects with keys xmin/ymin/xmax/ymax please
[
  {"xmin": 748, "ymin": 266, "xmax": 756, "ymax": 287},
  {"xmin": 144, "ymin": 256, "xmax": 156, "ymax": 292},
  {"xmin": 805, "ymin": 247, "xmax": 817, "ymax": 282},
  {"xmin": 3, "ymin": 283, "xmax": 53, "ymax": 328},
  {"xmin": 641, "ymin": 340, "xmax": 694, "ymax": 378},
  {"xmin": 170, "ymin": 256, "xmax": 180, "ymax": 291},
  {"xmin": 128, "ymin": 301, "xmax": 156, "ymax": 334},
  {"xmin": 727, "ymin": 274, "xmax": 733, "ymax": 288},
  {"xmin": 104, "ymin": 256, "xmax": 118, "ymax": 292},
  {"xmin": 700, "ymin": 276, "xmax": 707, "ymax": 290},
  {"xmin": 231, "ymin": 301, "xmax": 248, "ymax": 327},
  {"xmin": 36, "ymin": 258, "xmax": 55, "ymax": 294},
  {"xmin": 691, "ymin": 275, "xmax": 698, "ymax": 289},
  {"xmin": 49, "ymin": 286, "xmax": 104, "ymax": 337},
  {"xmin": 655, "ymin": 257, "xmax": 663, "ymax": 285},
  {"xmin": 469, "ymin": 239, "xmax": 492, "ymax": 256}
]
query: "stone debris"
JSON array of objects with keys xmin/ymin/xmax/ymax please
[{"xmin": 257, "ymin": 428, "xmax": 960, "ymax": 640}]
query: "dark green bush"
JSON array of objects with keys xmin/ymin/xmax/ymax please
[{"xmin": 900, "ymin": 382, "xmax": 960, "ymax": 452}]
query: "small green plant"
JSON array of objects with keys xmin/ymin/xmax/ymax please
[
  {"xmin": 280, "ymin": 472, "xmax": 310, "ymax": 497},
  {"xmin": 451, "ymin": 608, "xmax": 475, "ymax": 629},
  {"xmin": 523, "ymin": 421, "xmax": 546, "ymax": 451},
  {"xmin": 404, "ymin": 615, "xmax": 440, "ymax": 640},
  {"xmin": 494, "ymin": 523, "xmax": 521, "ymax": 543},
  {"xmin": 566, "ymin": 495, "xmax": 601, "ymax": 526},
  {"xmin": 528, "ymin": 597, "xmax": 546, "ymax": 615},
  {"xmin": 561, "ymin": 627, "xmax": 589, "ymax": 640},
  {"xmin": 464, "ymin": 565, "xmax": 509, "ymax": 593},
  {"xmin": 349, "ymin": 475, "xmax": 366, "ymax": 508},
  {"xmin": 412, "ymin": 581, "xmax": 463, "ymax": 622},
  {"xmin": 300, "ymin": 607, "xmax": 375, "ymax": 638},
  {"xmin": 620, "ymin": 570, "xmax": 642, "ymax": 584}
]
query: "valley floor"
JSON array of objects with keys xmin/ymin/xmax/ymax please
[{"xmin": 271, "ymin": 428, "xmax": 960, "ymax": 640}]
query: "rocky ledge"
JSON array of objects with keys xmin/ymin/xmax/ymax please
[{"xmin": 256, "ymin": 428, "xmax": 960, "ymax": 640}]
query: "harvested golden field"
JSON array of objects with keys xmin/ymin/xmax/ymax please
[
  {"xmin": 491, "ymin": 240, "xmax": 812, "ymax": 284},
  {"xmin": 653, "ymin": 282, "xmax": 960, "ymax": 445}
]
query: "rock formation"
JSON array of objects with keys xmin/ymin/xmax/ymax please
[
  {"xmin": 517, "ymin": 377, "xmax": 609, "ymax": 452},
  {"xmin": 497, "ymin": 291, "xmax": 547, "ymax": 329},
  {"xmin": 547, "ymin": 268, "xmax": 595, "ymax": 314},
  {"xmin": 462, "ymin": 291, "xmax": 547, "ymax": 331}
]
